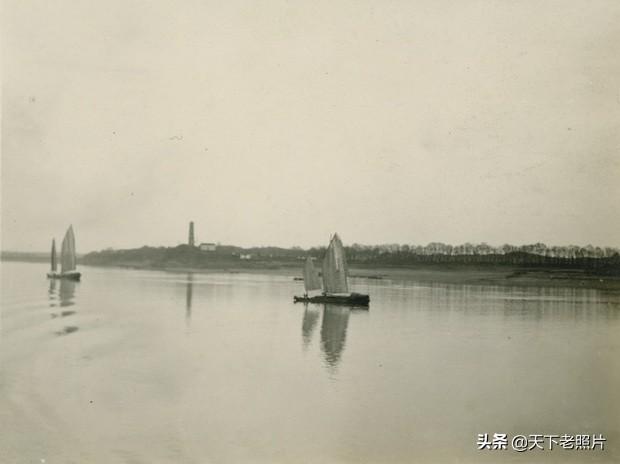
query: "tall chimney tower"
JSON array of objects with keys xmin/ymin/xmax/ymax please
[{"xmin": 188, "ymin": 221, "xmax": 195, "ymax": 247}]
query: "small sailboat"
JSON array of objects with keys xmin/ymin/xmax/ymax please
[
  {"xmin": 47, "ymin": 226, "xmax": 81, "ymax": 281},
  {"xmin": 294, "ymin": 233, "xmax": 369, "ymax": 306},
  {"xmin": 46, "ymin": 238, "xmax": 59, "ymax": 278}
]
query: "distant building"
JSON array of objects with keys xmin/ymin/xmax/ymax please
[
  {"xmin": 239, "ymin": 254, "xmax": 252, "ymax": 260},
  {"xmin": 188, "ymin": 221, "xmax": 195, "ymax": 247},
  {"xmin": 199, "ymin": 242, "xmax": 217, "ymax": 252}
]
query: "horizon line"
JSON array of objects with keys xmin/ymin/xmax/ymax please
[{"xmin": 3, "ymin": 240, "xmax": 620, "ymax": 256}]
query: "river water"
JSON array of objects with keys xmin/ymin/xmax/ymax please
[{"xmin": 1, "ymin": 261, "xmax": 619, "ymax": 463}]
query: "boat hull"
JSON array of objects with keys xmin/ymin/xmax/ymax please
[
  {"xmin": 47, "ymin": 271, "xmax": 81, "ymax": 281},
  {"xmin": 294, "ymin": 292, "xmax": 369, "ymax": 307}
]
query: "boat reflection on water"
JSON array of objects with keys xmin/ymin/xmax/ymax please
[
  {"xmin": 301, "ymin": 303, "xmax": 367, "ymax": 374},
  {"xmin": 301, "ymin": 304, "xmax": 321, "ymax": 350},
  {"xmin": 47, "ymin": 278, "xmax": 79, "ymax": 335},
  {"xmin": 48, "ymin": 278, "xmax": 58, "ymax": 307},
  {"xmin": 55, "ymin": 325, "xmax": 79, "ymax": 336},
  {"xmin": 185, "ymin": 273, "xmax": 194, "ymax": 324},
  {"xmin": 49, "ymin": 278, "xmax": 77, "ymax": 318},
  {"xmin": 320, "ymin": 304, "xmax": 351, "ymax": 373},
  {"xmin": 59, "ymin": 279, "xmax": 77, "ymax": 308},
  {"xmin": 49, "ymin": 278, "xmax": 78, "ymax": 310}
]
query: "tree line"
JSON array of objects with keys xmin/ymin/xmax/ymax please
[
  {"xmin": 309, "ymin": 242, "xmax": 620, "ymax": 268},
  {"xmin": 81, "ymin": 242, "xmax": 620, "ymax": 270}
]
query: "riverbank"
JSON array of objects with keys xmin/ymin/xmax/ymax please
[
  {"xmin": 78, "ymin": 261, "xmax": 620, "ymax": 292},
  {"xmin": 350, "ymin": 266, "xmax": 620, "ymax": 291},
  {"xmin": 3, "ymin": 255, "xmax": 619, "ymax": 291}
]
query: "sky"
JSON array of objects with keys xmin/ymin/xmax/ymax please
[{"xmin": 2, "ymin": 0, "xmax": 619, "ymax": 252}]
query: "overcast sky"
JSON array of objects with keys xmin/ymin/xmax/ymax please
[{"xmin": 2, "ymin": 1, "xmax": 619, "ymax": 252}]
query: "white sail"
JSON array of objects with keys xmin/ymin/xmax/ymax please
[
  {"xmin": 303, "ymin": 257, "xmax": 322, "ymax": 292},
  {"xmin": 321, "ymin": 233, "xmax": 349, "ymax": 294},
  {"xmin": 50, "ymin": 239, "xmax": 57, "ymax": 272},
  {"xmin": 60, "ymin": 225, "xmax": 77, "ymax": 273}
]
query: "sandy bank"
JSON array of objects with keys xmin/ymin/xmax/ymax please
[{"xmin": 83, "ymin": 262, "xmax": 620, "ymax": 292}]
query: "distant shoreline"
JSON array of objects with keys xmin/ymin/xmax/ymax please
[
  {"xmin": 3, "ymin": 254, "xmax": 619, "ymax": 291},
  {"xmin": 139, "ymin": 264, "xmax": 620, "ymax": 291},
  {"xmin": 17, "ymin": 259, "xmax": 618, "ymax": 291}
]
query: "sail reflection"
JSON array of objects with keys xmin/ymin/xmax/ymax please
[
  {"xmin": 301, "ymin": 305, "xmax": 321, "ymax": 349},
  {"xmin": 47, "ymin": 278, "xmax": 79, "ymax": 334},
  {"xmin": 320, "ymin": 305, "xmax": 350, "ymax": 372},
  {"xmin": 48, "ymin": 279, "xmax": 58, "ymax": 307},
  {"xmin": 55, "ymin": 326, "xmax": 79, "ymax": 336},
  {"xmin": 59, "ymin": 279, "xmax": 76, "ymax": 308},
  {"xmin": 185, "ymin": 273, "xmax": 194, "ymax": 324}
]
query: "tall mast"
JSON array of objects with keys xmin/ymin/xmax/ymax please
[{"xmin": 51, "ymin": 239, "xmax": 57, "ymax": 272}]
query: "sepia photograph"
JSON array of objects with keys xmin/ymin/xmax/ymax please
[{"xmin": 1, "ymin": 1, "xmax": 619, "ymax": 463}]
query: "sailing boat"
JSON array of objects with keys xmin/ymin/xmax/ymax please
[
  {"xmin": 294, "ymin": 233, "xmax": 369, "ymax": 306},
  {"xmin": 46, "ymin": 238, "xmax": 59, "ymax": 278},
  {"xmin": 47, "ymin": 225, "xmax": 81, "ymax": 281}
]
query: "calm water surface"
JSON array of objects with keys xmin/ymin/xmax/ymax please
[{"xmin": 1, "ymin": 261, "xmax": 619, "ymax": 463}]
